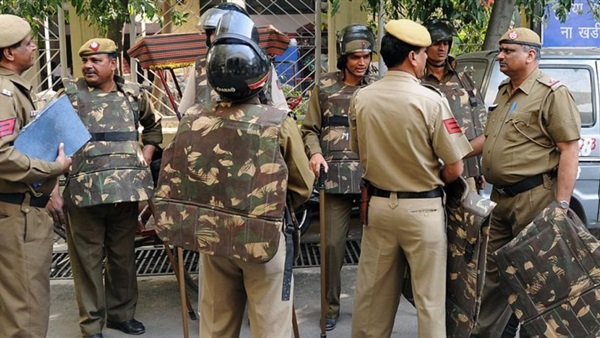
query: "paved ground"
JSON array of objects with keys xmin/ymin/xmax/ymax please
[
  {"xmin": 48, "ymin": 212, "xmax": 420, "ymax": 337},
  {"xmin": 48, "ymin": 266, "xmax": 418, "ymax": 338}
]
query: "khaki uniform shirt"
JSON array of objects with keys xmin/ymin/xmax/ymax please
[
  {"xmin": 349, "ymin": 70, "xmax": 472, "ymax": 192},
  {"xmin": 279, "ymin": 113, "xmax": 315, "ymax": 209},
  {"xmin": 0, "ymin": 68, "xmax": 63, "ymax": 194},
  {"xmin": 482, "ymin": 69, "xmax": 581, "ymax": 186}
]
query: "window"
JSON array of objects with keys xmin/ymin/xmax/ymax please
[{"xmin": 541, "ymin": 66, "xmax": 595, "ymax": 127}]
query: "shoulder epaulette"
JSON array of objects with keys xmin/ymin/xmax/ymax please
[
  {"xmin": 0, "ymin": 77, "xmax": 15, "ymax": 98},
  {"xmin": 421, "ymin": 82, "xmax": 444, "ymax": 97},
  {"xmin": 537, "ymin": 74, "xmax": 564, "ymax": 91}
]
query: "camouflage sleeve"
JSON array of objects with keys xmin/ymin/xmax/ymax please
[
  {"xmin": 138, "ymin": 90, "xmax": 163, "ymax": 147},
  {"xmin": 349, "ymin": 90, "xmax": 359, "ymax": 154},
  {"xmin": 281, "ymin": 116, "xmax": 314, "ymax": 210},
  {"xmin": 300, "ymin": 85, "xmax": 323, "ymax": 158}
]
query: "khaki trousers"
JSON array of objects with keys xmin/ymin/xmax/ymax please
[
  {"xmin": 200, "ymin": 231, "xmax": 293, "ymax": 338},
  {"xmin": 0, "ymin": 200, "xmax": 53, "ymax": 338},
  {"xmin": 65, "ymin": 198, "xmax": 139, "ymax": 336},
  {"xmin": 352, "ymin": 195, "xmax": 447, "ymax": 338},
  {"xmin": 324, "ymin": 193, "xmax": 356, "ymax": 319},
  {"xmin": 473, "ymin": 179, "xmax": 555, "ymax": 338}
]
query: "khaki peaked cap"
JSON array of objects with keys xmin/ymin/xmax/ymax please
[
  {"xmin": 0, "ymin": 14, "xmax": 31, "ymax": 48},
  {"xmin": 79, "ymin": 38, "xmax": 118, "ymax": 56},
  {"xmin": 384, "ymin": 19, "xmax": 431, "ymax": 47},
  {"xmin": 499, "ymin": 27, "xmax": 541, "ymax": 48}
]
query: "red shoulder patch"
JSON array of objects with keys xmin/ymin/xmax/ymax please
[
  {"xmin": 0, "ymin": 118, "xmax": 16, "ymax": 138},
  {"xmin": 443, "ymin": 117, "xmax": 461, "ymax": 134}
]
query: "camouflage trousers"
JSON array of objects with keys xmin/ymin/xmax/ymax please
[{"xmin": 473, "ymin": 178, "xmax": 555, "ymax": 338}]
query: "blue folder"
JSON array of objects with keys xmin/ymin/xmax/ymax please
[{"xmin": 14, "ymin": 95, "xmax": 90, "ymax": 162}]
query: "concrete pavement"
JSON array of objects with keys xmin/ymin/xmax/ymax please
[{"xmin": 48, "ymin": 265, "xmax": 418, "ymax": 337}]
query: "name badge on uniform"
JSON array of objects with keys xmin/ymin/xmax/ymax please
[{"xmin": 2, "ymin": 89, "xmax": 12, "ymax": 97}]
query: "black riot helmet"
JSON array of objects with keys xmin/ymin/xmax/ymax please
[
  {"xmin": 198, "ymin": 2, "xmax": 249, "ymax": 46},
  {"xmin": 424, "ymin": 19, "xmax": 455, "ymax": 49},
  {"xmin": 207, "ymin": 11, "xmax": 270, "ymax": 102},
  {"xmin": 336, "ymin": 24, "xmax": 375, "ymax": 71}
]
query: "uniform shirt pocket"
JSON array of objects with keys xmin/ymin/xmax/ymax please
[{"xmin": 505, "ymin": 110, "xmax": 537, "ymax": 143}]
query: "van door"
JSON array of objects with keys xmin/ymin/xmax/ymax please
[{"xmin": 540, "ymin": 61, "xmax": 600, "ymax": 228}]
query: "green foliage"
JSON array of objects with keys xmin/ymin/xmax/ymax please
[
  {"xmin": 0, "ymin": 0, "xmax": 63, "ymax": 33},
  {"xmin": 517, "ymin": 0, "xmax": 600, "ymax": 24},
  {"xmin": 359, "ymin": 0, "xmax": 492, "ymax": 53},
  {"xmin": 0, "ymin": 0, "xmax": 190, "ymax": 36}
]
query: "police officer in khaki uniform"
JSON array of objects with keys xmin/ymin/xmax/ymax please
[
  {"xmin": 301, "ymin": 23, "xmax": 375, "ymax": 331},
  {"xmin": 422, "ymin": 19, "xmax": 487, "ymax": 192},
  {"xmin": 49, "ymin": 38, "xmax": 162, "ymax": 338},
  {"xmin": 469, "ymin": 28, "xmax": 581, "ymax": 338},
  {"xmin": 349, "ymin": 19, "xmax": 472, "ymax": 338},
  {"xmin": 0, "ymin": 14, "xmax": 72, "ymax": 338},
  {"xmin": 152, "ymin": 14, "xmax": 313, "ymax": 336}
]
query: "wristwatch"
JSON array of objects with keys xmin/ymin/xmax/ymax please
[{"xmin": 558, "ymin": 200, "xmax": 570, "ymax": 209}]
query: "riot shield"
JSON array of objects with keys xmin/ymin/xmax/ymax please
[
  {"xmin": 445, "ymin": 177, "xmax": 494, "ymax": 337},
  {"xmin": 494, "ymin": 202, "xmax": 600, "ymax": 337}
]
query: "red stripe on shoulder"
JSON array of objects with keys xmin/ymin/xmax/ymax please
[
  {"xmin": 0, "ymin": 118, "xmax": 16, "ymax": 138},
  {"xmin": 443, "ymin": 118, "xmax": 461, "ymax": 134}
]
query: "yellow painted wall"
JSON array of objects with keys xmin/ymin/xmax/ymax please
[
  {"xmin": 327, "ymin": 0, "xmax": 369, "ymax": 71},
  {"xmin": 68, "ymin": 4, "xmax": 100, "ymax": 78}
]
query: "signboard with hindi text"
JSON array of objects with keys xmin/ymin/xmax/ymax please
[{"xmin": 542, "ymin": 0, "xmax": 600, "ymax": 48}]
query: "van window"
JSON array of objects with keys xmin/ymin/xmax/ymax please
[{"xmin": 539, "ymin": 66, "xmax": 595, "ymax": 127}]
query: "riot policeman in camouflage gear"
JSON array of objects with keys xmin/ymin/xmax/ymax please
[
  {"xmin": 152, "ymin": 12, "xmax": 312, "ymax": 337},
  {"xmin": 178, "ymin": 1, "xmax": 288, "ymax": 114},
  {"xmin": 301, "ymin": 23, "xmax": 375, "ymax": 331},
  {"xmin": 48, "ymin": 38, "xmax": 162, "ymax": 337},
  {"xmin": 422, "ymin": 19, "xmax": 486, "ymax": 192}
]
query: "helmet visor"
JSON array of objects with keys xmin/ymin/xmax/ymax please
[
  {"xmin": 198, "ymin": 7, "xmax": 227, "ymax": 32},
  {"xmin": 215, "ymin": 11, "xmax": 259, "ymax": 43}
]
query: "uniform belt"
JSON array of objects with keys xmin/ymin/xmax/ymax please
[
  {"xmin": 493, "ymin": 169, "xmax": 557, "ymax": 197},
  {"xmin": 0, "ymin": 192, "xmax": 50, "ymax": 208},
  {"xmin": 89, "ymin": 132, "xmax": 138, "ymax": 142},
  {"xmin": 371, "ymin": 187, "xmax": 443, "ymax": 199}
]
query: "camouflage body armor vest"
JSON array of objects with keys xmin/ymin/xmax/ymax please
[
  {"xmin": 428, "ymin": 70, "xmax": 486, "ymax": 178},
  {"xmin": 63, "ymin": 78, "xmax": 154, "ymax": 207},
  {"xmin": 319, "ymin": 73, "xmax": 363, "ymax": 194},
  {"xmin": 153, "ymin": 102, "xmax": 289, "ymax": 263}
]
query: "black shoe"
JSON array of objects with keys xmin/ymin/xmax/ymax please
[
  {"xmin": 88, "ymin": 334, "xmax": 103, "ymax": 338},
  {"xmin": 107, "ymin": 319, "xmax": 146, "ymax": 335},
  {"xmin": 325, "ymin": 317, "xmax": 337, "ymax": 331}
]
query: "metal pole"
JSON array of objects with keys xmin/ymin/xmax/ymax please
[
  {"xmin": 44, "ymin": 17, "xmax": 52, "ymax": 90},
  {"xmin": 129, "ymin": 13, "xmax": 138, "ymax": 83},
  {"xmin": 58, "ymin": 4, "xmax": 68, "ymax": 78},
  {"xmin": 315, "ymin": 0, "xmax": 322, "ymax": 84},
  {"xmin": 318, "ymin": 165, "xmax": 327, "ymax": 338},
  {"xmin": 377, "ymin": 0, "xmax": 387, "ymax": 76}
]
